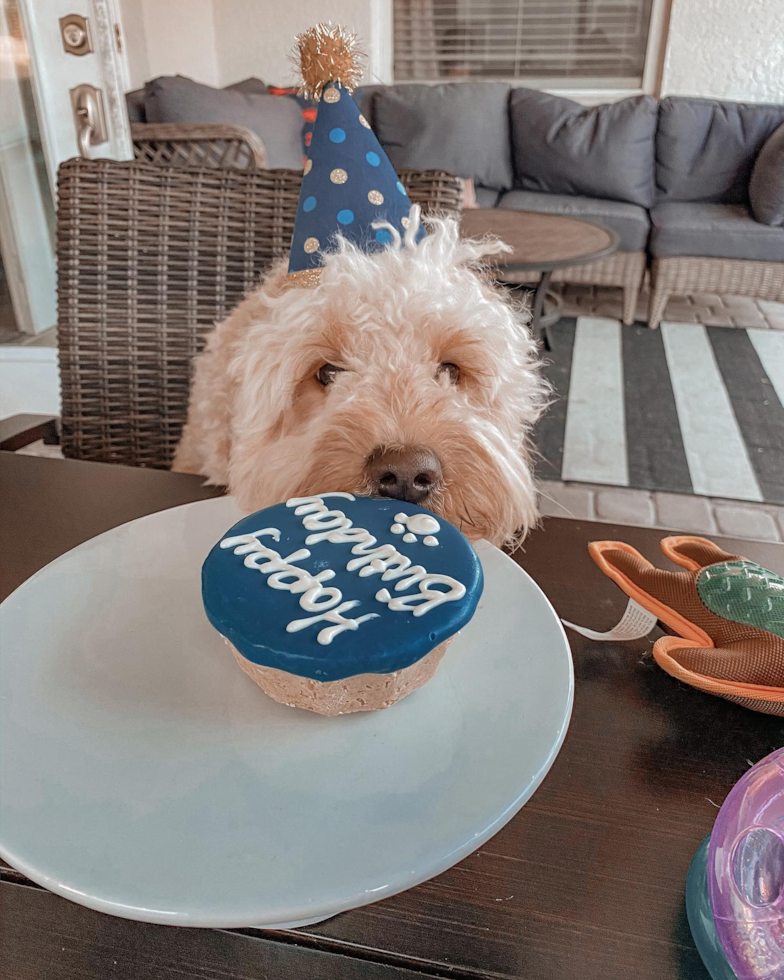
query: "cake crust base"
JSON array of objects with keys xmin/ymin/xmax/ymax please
[{"xmin": 227, "ymin": 638, "xmax": 452, "ymax": 716}]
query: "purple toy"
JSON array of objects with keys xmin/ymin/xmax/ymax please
[{"xmin": 708, "ymin": 748, "xmax": 784, "ymax": 980}]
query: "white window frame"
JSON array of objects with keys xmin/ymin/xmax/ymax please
[{"xmin": 388, "ymin": 0, "xmax": 673, "ymax": 104}]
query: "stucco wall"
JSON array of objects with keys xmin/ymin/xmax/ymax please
[
  {"xmin": 211, "ymin": 0, "xmax": 392, "ymax": 88},
  {"xmin": 120, "ymin": 0, "xmax": 391, "ymax": 90},
  {"xmin": 120, "ymin": 0, "xmax": 220, "ymax": 89},
  {"xmin": 661, "ymin": 0, "xmax": 784, "ymax": 102}
]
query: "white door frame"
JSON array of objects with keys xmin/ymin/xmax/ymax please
[
  {"xmin": 0, "ymin": 0, "xmax": 132, "ymax": 336},
  {"xmin": 16, "ymin": 0, "xmax": 132, "ymax": 194}
]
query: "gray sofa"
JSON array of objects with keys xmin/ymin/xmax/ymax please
[{"xmin": 127, "ymin": 79, "xmax": 784, "ymax": 327}]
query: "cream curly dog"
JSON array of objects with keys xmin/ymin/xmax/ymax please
[{"xmin": 174, "ymin": 210, "xmax": 547, "ymax": 547}]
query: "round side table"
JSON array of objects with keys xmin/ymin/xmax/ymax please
[{"xmin": 460, "ymin": 209, "xmax": 620, "ymax": 348}]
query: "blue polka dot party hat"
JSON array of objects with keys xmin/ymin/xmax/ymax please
[{"xmin": 287, "ymin": 24, "xmax": 425, "ymax": 287}]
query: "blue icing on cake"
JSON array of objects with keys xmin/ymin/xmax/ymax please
[{"xmin": 202, "ymin": 493, "xmax": 483, "ymax": 681}]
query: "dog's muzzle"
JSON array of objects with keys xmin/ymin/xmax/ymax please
[{"xmin": 365, "ymin": 445, "xmax": 442, "ymax": 505}]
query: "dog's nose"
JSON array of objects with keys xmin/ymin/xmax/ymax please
[{"xmin": 366, "ymin": 446, "xmax": 442, "ymax": 504}]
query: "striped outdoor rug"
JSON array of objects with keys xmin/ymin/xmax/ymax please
[{"xmin": 535, "ymin": 318, "xmax": 784, "ymax": 505}]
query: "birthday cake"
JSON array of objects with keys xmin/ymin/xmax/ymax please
[{"xmin": 202, "ymin": 493, "xmax": 483, "ymax": 715}]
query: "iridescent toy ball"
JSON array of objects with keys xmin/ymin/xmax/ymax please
[{"xmin": 699, "ymin": 748, "xmax": 784, "ymax": 980}]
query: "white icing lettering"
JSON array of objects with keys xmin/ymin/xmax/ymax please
[
  {"xmin": 303, "ymin": 509, "xmax": 354, "ymax": 544},
  {"xmin": 246, "ymin": 547, "xmax": 310, "ymax": 574},
  {"xmin": 376, "ymin": 574, "xmax": 466, "ymax": 616},
  {"xmin": 287, "ymin": 492, "xmax": 355, "ymax": 518},
  {"xmin": 221, "ymin": 527, "xmax": 281, "ymax": 550},
  {"xmin": 287, "ymin": 601, "xmax": 379, "ymax": 645},
  {"xmin": 346, "ymin": 543, "xmax": 395, "ymax": 572},
  {"xmin": 281, "ymin": 494, "xmax": 465, "ymax": 617},
  {"xmin": 219, "ymin": 527, "xmax": 375, "ymax": 644}
]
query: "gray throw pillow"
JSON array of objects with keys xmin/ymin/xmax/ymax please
[
  {"xmin": 749, "ymin": 124, "xmax": 784, "ymax": 226},
  {"xmin": 509, "ymin": 90, "xmax": 658, "ymax": 208},
  {"xmin": 372, "ymin": 83, "xmax": 513, "ymax": 192},
  {"xmin": 144, "ymin": 76, "xmax": 303, "ymax": 169},
  {"xmin": 224, "ymin": 77, "xmax": 267, "ymax": 95},
  {"xmin": 656, "ymin": 97, "xmax": 784, "ymax": 204}
]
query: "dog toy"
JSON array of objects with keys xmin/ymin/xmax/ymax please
[
  {"xmin": 686, "ymin": 748, "xmax": 784, "ymax": 980},
  {"xmin": 584, "ymin": 536, "xmax": 784, "ymax": 716},
  {"xmin": 286, "ymin": 23, "xmax": 425, "ymax": 288}
]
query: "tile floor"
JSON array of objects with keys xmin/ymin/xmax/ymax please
[
  {"xmin": 538, "ymin": 482, "xmax": 784, "ymax": 543},
  {"xmin": 531, "ymin": 285, "xmax": 784, "ymax": 543},
  {"xmin": 557, "ymin": 283, "xmax": 784, "ymax": 330}
]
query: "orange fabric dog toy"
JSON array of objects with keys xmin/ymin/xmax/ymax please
[{"xmin": 589, "ymin": 536, "xmax": 784, "ymax": 717}]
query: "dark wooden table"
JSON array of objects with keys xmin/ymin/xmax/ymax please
[
  {"xmin": 2, "ymin": 452, "xmax": 782, "ymax": 980},
  {"xmin": 460, "ymin": 209, "xmax": 620, "ymax": 347}
]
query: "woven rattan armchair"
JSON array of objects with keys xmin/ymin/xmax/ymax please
[
  {"xmin": 131, "ymin": 123, "xmax": 268, "ymax": 170},
  {"xmin": 56, "ymin": 157, "xmax": 463, "ymax": 468}
]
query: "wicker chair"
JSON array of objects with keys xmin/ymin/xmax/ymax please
[
  {"xmin": 131, "ymin": 123, "xmax": 268, "ymax": 170},
  {"xmin": 56, "ymin": 157, "xmax": 463, "ymax": 469}
]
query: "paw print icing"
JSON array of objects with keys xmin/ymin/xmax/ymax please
[{"xmin": 390, "ymin": 512, "xmax": 440, "ymax": 546}]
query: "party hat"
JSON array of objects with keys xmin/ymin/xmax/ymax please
[{"xmin": 286, "ymin": 24, "xmax": 425, "ymax": 287}]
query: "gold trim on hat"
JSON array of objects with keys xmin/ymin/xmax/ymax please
[{"xmin": 282, "ymin": 268, "xmax": 323, "ymax": 290}]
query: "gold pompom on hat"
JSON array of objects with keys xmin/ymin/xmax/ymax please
[
  {"xmin": 293, "ymin": 23, "xmax": 365, "ymax": 102},
  {"xmin": 284, "ymin": 23, "xmax": 425, "ymax": 289}
]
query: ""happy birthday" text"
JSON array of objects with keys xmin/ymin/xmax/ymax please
[{"xmin": 219, "ymin": 493, "xmax": 466, "ymax": 645}]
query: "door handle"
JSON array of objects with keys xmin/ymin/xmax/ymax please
[{"xmin": 70, "ymin": 84, "xmax": 108, "ymax": 159}]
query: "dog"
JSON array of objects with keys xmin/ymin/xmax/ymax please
[{"xmin": 173, "ymin": 209, "xmax": 548, "ymax": 547}]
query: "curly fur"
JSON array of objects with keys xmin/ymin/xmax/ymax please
[{"xmin": 174, "ymin": 210, "xmax": 548, "ymax": 547}]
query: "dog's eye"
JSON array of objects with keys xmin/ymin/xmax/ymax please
[
  {"xmin": 437, "ymin": 362, "xmax": 460, "ymax": 384},
  {"xmin": 316, "ymin": 363, "xmax": 343, "ymax": 386}
]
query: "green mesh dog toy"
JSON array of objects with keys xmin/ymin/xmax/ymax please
[{"xmin": 589, "ymin": 535, "xmax": 784, "ymax": 716}]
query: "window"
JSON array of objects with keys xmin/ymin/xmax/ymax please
[{"xmin": 393, "ymin": 0, "xmax": 657, "ymax": 90}]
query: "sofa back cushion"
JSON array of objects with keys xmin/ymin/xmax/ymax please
[
  {"xmin": 352, "ymin": 85, "xmax": 384, "ymax": 128},
  {"xmin": 372, "ymin": 82, "xmax": 513, "ymax": 192},
  {"xmin": 126, "ymin": 88, "xmax": 146, "ymax": 123},
  {"xmin": 144, "ymin": 75, "xmax": 304, "ymax": 169},
  {"xmin": 656, "ymin": 96, "xmax": 784, "ymax": 203},
  {"xmin": 748, "ymin": 124, "xmax": 784, "ymax": 225},
  {"xmin": 509, "ymin": 90, "xmax": 658, "ymax": 207}
]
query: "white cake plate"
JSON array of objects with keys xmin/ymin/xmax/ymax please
[{"xmin": 0, "ymin": 497, "xmax": 573, "ymax": 929}]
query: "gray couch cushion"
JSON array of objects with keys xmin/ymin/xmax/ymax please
[
  {"xmin": 509, "ymin": 90, "xmax": 657, "ymax": 207},
  {"xmin": 126, "ymin": 88, "xmax": 145, "ymax": 123},
  {"xmin": 144, "ymin": 75, "xmax": 303, "ymax": 169},
  {"xmin": 497, "ymin": 190, "xmax": 649, "ymax": 251},
  {"xmin": 352, "ymin": 85, "xmax": 383, "ymax": 127},
  {"xmin": 475, "ymin": 186, "xmax": 501, "ymax": 208},
  {"xmin": 649, "ymin": 202, "xmax": 784, "ymax": 260},
  {"xmin": 749, "ymin": 124, "xmax": 784, "ymax": 226},
  {"xmin": 656, "ymin": 97, "xmax": 784, "ymax": 204},
  {"xmin": 372, "ymin": 83, "xmax": 513, "ymax": 192}
]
